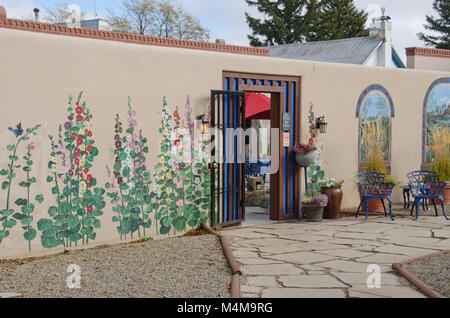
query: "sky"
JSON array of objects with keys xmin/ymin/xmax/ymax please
[{"xmin": 0, "ymin": 0, "xmax": 437, "ymax": 63}]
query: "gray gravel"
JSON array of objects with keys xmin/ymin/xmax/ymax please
[
  {"xmin": 405, "ymin": 253, "xmax": 450, "ymax": 298},
  {"xmin": 0, "ymin": 234, "xmax": 231, "ymax": 298}
]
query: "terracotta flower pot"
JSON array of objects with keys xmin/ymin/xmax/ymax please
[
  {"xmin": 429, "ymin": 183, "xmax": 450, "ymax": 205},
  {"xmin": 295, "ymin": 151, "xmax": 316, "ymax": 167},
  {"xmin": 359, "ymin": 194, "xmax": 386, "ymax": 212},
  {"xmin": 321, "ymin": 186, "xmax": 343, "ymax": 219},
  {"xmin": 302, "ymin": 203, "xmax": 324, "ymax": 222}
]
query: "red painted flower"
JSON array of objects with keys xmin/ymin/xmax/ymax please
[
  {"xmin": 73, "ymin": 147, "xmax": 81, "ymax": 156},
  {"xmin": 77, "ymin": 136, "xmax": 83, "ymax": 145},
  {"xmin": 80, "ymin": 174, "xmax": 83, "ymax": 178},
  {"xmin": 76, "ymin": 115, "xmax": 83, "ymax": 122},
  {"xmin": 71, "ymin": 132, "xmax": 77, "ymax": 140},
  {"xmin": 87, "ymin": 205, "xmax": 93, "ymax": 213},
  {"xmin": 74, "ymin": 158, "xmax": 80, "ymax": 166},
  {"xmin": 75, "ymin": 106, "xmax": 83, "ymax": 114},
  {"xmin": 87, "ymin": 130, "xmax": 93, "ymax": 137},
  {"xmin": 87, "ymin": 145, "xmax": 93, "ymax": 153},
  {"xmin": 87, "ymin": 174, "xmax": 93, "ymax": 182},
  {"xmin": 84, "ymin": 168, "xmax": 89, "ymax": 174}
]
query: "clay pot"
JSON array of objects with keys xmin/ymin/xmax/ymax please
[
  {"xmin": 295, "ymin": 151, "xmax": 316, "ymax": 167},
  {"xmin": 430, "ymin": 183, "xmax": 450, "ymax": 205},
  {"xmin": 359, "ymin": 194, "xmax": 386, "ymax": 212},
  {"xmin": 321, "ymin": 186, "xmax": 343, "ymax": 219},
  {"xmin": 302, "ymin": 203, "xmax": 324, "ymax": 222}
]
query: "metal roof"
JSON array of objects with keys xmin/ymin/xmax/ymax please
[{"xmin": 269, "ymin": 37, "xmax": 384, "ymax": 65}]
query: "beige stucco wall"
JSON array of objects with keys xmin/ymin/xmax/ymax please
[
  {"xmin": 407, "ymin": 54, "xmax": 450, "ymax": 72},
  {"xmin": 0, "ymin": 27, "xmax": 449, "ymax": 258}
]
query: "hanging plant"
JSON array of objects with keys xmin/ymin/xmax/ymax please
[
  {"xmin": 0, "ymin": 124, "xmax": 41, "ymax": 247},
  {"xmin": 38, "ymin": 93, "xmax": 105, "ymax": 249}
]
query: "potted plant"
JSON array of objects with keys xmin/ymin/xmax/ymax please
[
  {"xmin": 429, "ymin": 127, "xmax": 450, "ymax": 204},
  {"xmin": 301, "ymin": 188, "xmax": 328, "ymax": 222},
  {"xmin": 293, "ymin": 144, "xmax": 317, "ymax": 167},
  {"xmin": 293, "ymin": 103, "xmax": 318, "ymax": 167},
  {"xmin": 317, "ymin": 178, "xmax": 344, "ymax": 219}
]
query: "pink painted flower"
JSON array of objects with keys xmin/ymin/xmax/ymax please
[{"xmin": 176, "ymin": 200, "xmax": 183, "ymax": 208}]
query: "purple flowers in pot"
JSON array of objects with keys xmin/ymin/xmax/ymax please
[{"xmin": 293, "ymin": 144, "xmax": 317, "ymax": 155}]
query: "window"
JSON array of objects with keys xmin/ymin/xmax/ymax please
[
  {"xmin": 422, "ymin": 78, "xmax": 450, "ymax": 167},
  {"xmin": 356, "ymin": 85, "xmax": 394, "ymax": 171}
]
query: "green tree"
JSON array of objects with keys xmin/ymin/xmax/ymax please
[
  {"xmin": 418, "ymin": 0, "xmax": 450, "ymax": 49},
  {"xmin": 246, "ymin": 0, "xmax": 319, "ymax": 46},
  {"xmin": 310, "ymin": 0, "xmax": 368, "ymax": 41},
  {"xmin": 245, "ymin": 0, "xmax": 367, "ymax": 46}
]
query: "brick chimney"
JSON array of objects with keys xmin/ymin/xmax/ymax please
[
  {"xmin": 369, "ymin": 7, "xmax": 393, "ymax": 67},
  {"xmin": 0, "ymin": 6, "xmax": 6, "ymax": 19}
]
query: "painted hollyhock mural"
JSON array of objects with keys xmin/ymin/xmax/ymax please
[
  {"xmin": 0, "ymin": 124, "xmax": 42, "ymax": 251},
  {"xmin": 152, "ymin": 97, "xmax": 210, "ymax": 236},
  {"xmin": 105, "ymin": 98, "xmax": 153, "ymax": 240},
  {"xmin": 38, "ymin": 93, "xmax": 105, "ymax": 249}
]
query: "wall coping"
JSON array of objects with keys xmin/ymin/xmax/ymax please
[
  {"xmin": 0, "ymin": 17, "xmax": 270, "ymax": 57},
  {"xmin": 406, "ymin": 47, "xmax": 450, "ymax": 59}
]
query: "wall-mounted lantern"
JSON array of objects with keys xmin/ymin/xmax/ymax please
[
  {"xmin": 197, "ymin": 114, "xmax": 210, "ymax": 135},
  {"xmin": 316, "ymin": 116, "xmax": 328, "ymax": 134}
]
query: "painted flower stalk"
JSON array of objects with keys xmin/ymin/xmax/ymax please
[
  {"xmin": 39, "ymin": 93, "xmax": 105, "ymax": 249},
  {"xmin": 0, "ymin": 124, "xmax": 41, "ymax": 247},
  {"xmin": 105, "ymin": 98, "xmax": 153, "ymax": 240}
]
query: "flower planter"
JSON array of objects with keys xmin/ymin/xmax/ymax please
[
  {"xmin": 359, "ymin": 194, "xmax": 386, "ymax": 212},
  {"xmin": 302, "ymin": 203, "xmax": 324, "ymax": 222},
  {"xmin": 429, "ymin": 183, "xmax": 450, "ymax": 205},
  {"xmin": 295, "ymin": 151, "xmax": 316, "ymax": 167},
  {"xmin": 321, "ymin": 186, "xmax": 343, "ymax": 219}
]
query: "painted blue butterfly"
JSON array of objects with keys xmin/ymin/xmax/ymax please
[{"xmin": 8, "ymin": 123, "xmax": 24, "ymax": 137}]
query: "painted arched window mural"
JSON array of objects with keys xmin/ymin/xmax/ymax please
[
  {"xmin": 422, "ymin": 78, "xmax": 450, "ymax": 167},
  {"xmin": 356, "ymin": 85, "xmax": 394, "ymax": 170}
]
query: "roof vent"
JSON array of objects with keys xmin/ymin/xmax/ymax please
[{"xmin": 33, "ymin": 8, "xmax": 40, "ymax": 22}]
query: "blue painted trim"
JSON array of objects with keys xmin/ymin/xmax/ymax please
[
  {"xmin": 392, "ymin": 49, "xmax": 405, "ymax": 68},
  {"xmin": 291, "ymin": 82, "xmax": 295, "ymax": 214},
  {"xmin": 224, "ymin": 78, "xmax": 229, "ymax": 222},
  {"xmin": 283, "ymin": 82, "xmax": 288, "ymax": 215},
  {"xmin": 233, "ymin": 78, "xmax": 238, "ymax": 220}
]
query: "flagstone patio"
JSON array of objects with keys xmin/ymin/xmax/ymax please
[{"xmin": 223, "ymin": 216, "xmax": 450, "ymax": 298}]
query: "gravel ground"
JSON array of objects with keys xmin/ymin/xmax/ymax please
[
  {"xmin": 405, "ymin": 252, "xmax": 450, "ymax": 298},
  {"xmin": 0, "ymin": 234, "xmax": 231, "ymax": 298}
]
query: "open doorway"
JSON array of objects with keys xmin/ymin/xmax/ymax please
[
  {"xmin": 213, "ymin": 72, "xmax": 301, "ymax": 228},
  {"xmin": 244, "ymin": 92, "xmax": 273, "ymax": 225}
]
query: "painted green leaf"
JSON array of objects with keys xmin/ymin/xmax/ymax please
[
  {"xmin": 159, "ymin": 225, "xmax": 171, "ymax": 235},
  {"xmin": 21, "ymin": 204, "xmax": 35, "ymax": 214},
  {"xmin": 48, "ymin": 206, "xmax": 58, "ymax": 217},
  {"xmin": 24, "ymin": 228, "xmax": 37, "ymax": 241},
  {"xmin": 20, "ymin": 216, "xmax": 33, "ymax": 225},
  {"xmin": 37, "ymin": 218, "xmax": 53, "ymax": 231},
  {"xmin": 0, "ymin": 209, "xmax": 14, "ymax": 217},
  {"xmin": 15, "ymin": 198, "xmax": 28, "ymax": 206},
  {"xmin": 2, "ymin": 181, "xmax": 9, "ymax": 190},
  {"xmin": 35, "ymin": 194, "xmax": 44, "ymax": 203},
  {"xmin": 3, "ymin": 219, "xmax": 17, "ymax": 228},
  {"xmin": 0, "ymin": 230, "xmax": 10, "ymax": 239},
  {"xmin": 7, "ymin": 145, "xmax": 15, "ymax": 151},
  {"xmin": 0, "ymin": 169, "xmax": 8, "ymax": 176},
  {"xmin": 13, "ymin": 213, "xmax": 26, "ymax": 220},
  {"xmin": 172, "ymin": 217, "xmax": 186, "ymax": 232}
]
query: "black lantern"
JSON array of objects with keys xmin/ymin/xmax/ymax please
[
  {"xmin": 316, "ymin": 116, "xmax": 328, "ymax": 134},
  {"xmin": 197, "ymin": 114, "xmax": 210, "ymax": 135}
]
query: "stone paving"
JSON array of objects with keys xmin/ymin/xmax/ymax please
[{"xmin": 223, "ymin": 216, "xmax": 450, "ymax": 298}]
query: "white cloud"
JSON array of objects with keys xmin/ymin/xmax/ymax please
[{"xmin": 0, "ymin": 0, "xmax": 37, "ymax": 19}]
